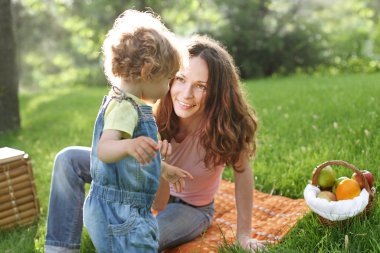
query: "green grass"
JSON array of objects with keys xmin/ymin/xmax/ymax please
[{"xmin": 1, "ymin": 73, "xmax": 379, "ymax": 252}]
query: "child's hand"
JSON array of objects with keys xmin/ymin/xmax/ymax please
[
  {"xmin": 162, "ymin": 163, "xmax": 193, "ymax": 193},
  {"xmin": 158, "ymin": 139, "xmax": 171, "ymax": 163},
  {"xmin": 127, "ymin": 136, "xmax": 159, "ymax": 165}
]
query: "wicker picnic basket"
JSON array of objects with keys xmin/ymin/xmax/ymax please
[
  {"xmin": 311, "ymin": 160, "xmax": 376, "ymax": 226},
  {"xmin": 0, "ymin": 148, "xmax": 40, "ymax": 230}
]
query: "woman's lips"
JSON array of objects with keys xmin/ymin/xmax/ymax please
[{"xmin": 176, "ymin": 99, "xmax": 195, "ymax": 109}]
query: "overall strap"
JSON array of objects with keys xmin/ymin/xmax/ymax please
[
  {"xmin": 110, "ymin": 85, "xmax": 156, "ymax": 141},
  {"xmin": 111, "ymin": 85, "xmax": 140, "ymax": 114}
]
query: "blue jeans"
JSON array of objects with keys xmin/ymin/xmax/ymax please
[
  {"xmin": 157, "ymin": 197, "xmax": 214, "ymax": 252},
  {"xmin": 44, "ymin": 147, "xmax": 214, "ymax": 253},
  {"xmin": 45, "ymin": 147, "xmax": 92, "ymax": 253}
]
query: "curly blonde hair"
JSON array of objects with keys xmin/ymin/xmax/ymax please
[{"xmin": 102, "ymin": 10, "xmax": 183, "ymax": 86}]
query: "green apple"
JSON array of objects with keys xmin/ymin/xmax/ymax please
[
  {"xmin": 317, "ymin": 166, "xmax": 336, "ymax": 188},
  {"xmin": 317, "ymin": 191, "xmax": 337, "ymax": 201},
  {"xmin": 332, "ymin": 176, "xmax": 349, "ymax": 194}
]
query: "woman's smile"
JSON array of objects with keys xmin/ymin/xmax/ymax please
[
  {"xmin": 170, "ymin": 56, "xmax": 208, "ymax": 121},
  {"xmin": 176, "ymin": 99, "xmax": 195, "ymax": 109}
]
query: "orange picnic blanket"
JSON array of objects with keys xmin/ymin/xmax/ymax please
[{"xmin": 164, "ymin": 180, "xmax": 310, "ymax": 253}]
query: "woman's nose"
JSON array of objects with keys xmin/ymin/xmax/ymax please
[{"xmin": 182, "ymin": 82, "xmax": 194, "ymax": 98}]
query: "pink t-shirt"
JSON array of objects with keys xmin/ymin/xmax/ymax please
[{"xmin": 169, "ymin": 133, "xmax": 224, "ymax": 206}]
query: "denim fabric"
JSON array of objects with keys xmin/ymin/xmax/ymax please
[
  {"xmin": 44, "ymin": 146, "xmax": 216, "ymax": 253},
  {"xmin": 44, "ymin": 109, "xmax": 216, "ymax": 252},
  {"xmin": 157, "ymin": 197, "xmax": 214, "ymax": 251},
  {"xmin": 83, "ymin": 95, "xmax": 160, "ymax": 253},
  {"xmin": 44, "ymin": 146, "xmax": 92, "ymax": 253}
]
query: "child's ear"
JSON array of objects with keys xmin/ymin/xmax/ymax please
[{"xmin": 141, "ymin": 61, "xmax": 153, "ymax": 81}]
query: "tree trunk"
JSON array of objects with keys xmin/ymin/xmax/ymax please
[{"xmin": 0, "ymin": 0, "xmax": 20, "ymax": 133}]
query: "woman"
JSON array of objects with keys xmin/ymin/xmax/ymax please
[
  {"xmin": 155, "ymin": 35, "xmax": 263, "ymax": 251},
  {"xmin": 44, "ymin": 35, "xmax": 265, "ymax": 253}
]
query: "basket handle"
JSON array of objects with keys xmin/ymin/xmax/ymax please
[{"xmin": 311, "ymin": 160, "xmax": 374, "ymax": 199}]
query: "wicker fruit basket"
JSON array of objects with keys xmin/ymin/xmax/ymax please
[
  {"xmin": 308, "ymin": 160, "xmax": 376, "ymax": 226},
  {"xmin": 0, "ymin": 148, "xmax": 39, "ymax": 230}
]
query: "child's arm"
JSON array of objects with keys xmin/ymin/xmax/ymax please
[{"xmin": 98, "ymin": 129, "xmax": 159, "ymax": 164}]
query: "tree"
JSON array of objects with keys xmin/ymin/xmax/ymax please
[
  {"xmin": 205, "ymin": 0, "xmax": 327, "ymax": 78},
  {"xmin": 0, "ymin": 0, "xmax": 20, "ymax": 132}
]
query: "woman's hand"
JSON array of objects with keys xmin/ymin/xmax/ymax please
[
  {"xmin": 159, "ymin": 139, "xmax": 193, "ymax": 192},
  {"xmin": 238, "ymin": 236, "xmax": 267, "ymax": 252}
]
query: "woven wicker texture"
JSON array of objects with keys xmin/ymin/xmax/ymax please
[
  {"xmin": 0, "ymin": 155, "xmax": 39, "ymax": 230},
  {"xmin": 164, "ymin": 180, "xmax": 309, "ymax": 253}
]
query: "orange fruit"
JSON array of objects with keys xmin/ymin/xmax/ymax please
[{"xmin": 335, "ymin": 178, "xmax": 361, "ymax": 200}]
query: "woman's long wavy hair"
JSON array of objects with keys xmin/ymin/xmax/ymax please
[{"xmin": 156, "ymin": 35, "xmax": 258, "ymax": 171}]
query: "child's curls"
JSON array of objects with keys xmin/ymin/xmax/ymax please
[{"xmin": 102, "ymin": 10, "xmax": 183, "ymax": 86}]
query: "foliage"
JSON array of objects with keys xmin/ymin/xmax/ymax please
[
  {"xmin": 302, "ymin": 0, "xmax": 380, "ymax": 75},
  {"xmin": 11, "ymin": 0, "xmax": 380, "ymax": 89},
  {"xmin": 161, "ymin": 0, "xmax": 224, "ymax": 36},
  {"xmin": 199, "ymin": 0, "xmax": 380, "ymax": 78},
  {"xmin": 1, "ymin": 73, "xmax": 380, "ymax": 252},
  {"xmin": 201, "ymin": 0, "xmax": 327, "ymax": 78},
  {"xmin": 12, "ymin": 0, "xmax": 166, "ymax": 89}
]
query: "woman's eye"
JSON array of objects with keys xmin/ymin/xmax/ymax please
[
  {"xmin": 196, "ymin": 84, "xmax": 207, "ymax": 91},
  {"xmin": 175, "ymin": 76, "xmax": 185, "ymax": 82}
]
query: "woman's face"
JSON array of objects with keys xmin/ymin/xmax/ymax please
[{"xmin": 170, "ymin": 56, "xmax": 209, "ymax": 122}]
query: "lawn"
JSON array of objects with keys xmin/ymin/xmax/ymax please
[{"xmin": 0, "ymin": 73, "xmax": 379, "ymax": 252}]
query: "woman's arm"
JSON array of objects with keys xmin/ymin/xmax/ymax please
[
  {"xmin": 152, "ymin": 160, "xmax": 194, "ymax": 211},
  {"xmin": 233, "ymin": 155, "xmax": 266, "ymax": 252},
  {"xmin": 233, "ymin": 156, "xmax": 254, "ymax": 243},
  {"xmin": 152, "ymin": 174, "xmax": 170, "ymax": 211},
  {"xmin": 152, "ymin": 139, "xmax": 172, "ymax": 211}
]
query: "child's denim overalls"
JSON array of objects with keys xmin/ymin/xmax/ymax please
[{"xmin": 83, "ymin": 93, "xmax": 161, "ymax": 253}]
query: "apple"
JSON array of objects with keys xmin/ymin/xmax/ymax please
[
  {"xmin": 332, "ymin": 176, "xmax": 349, "ymax": 194},
  {"xmin": 352, "ymin": 170, "xmax": 374, "ymax": 188},
  {"xmin": 316, "ymin": 166, "xmax": 336, "ymax": 188},
  {"xmin": 317, "ymin": 191, "xmax": 337, "ymax": 202}
]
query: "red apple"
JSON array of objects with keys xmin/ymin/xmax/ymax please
[
  {"xmin": 352, "ymin": 170, "xmax": 374, "ymax": 188},
  {"xmin": 317, "ymin": 191, "xmax": 337, "ymax": 202}
]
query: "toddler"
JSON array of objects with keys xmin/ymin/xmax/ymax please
[{"xmin": 83, "ymin": 9, "xmax": 184, "ymax": 253}]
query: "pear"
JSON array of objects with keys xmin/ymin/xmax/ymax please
[{"xmin": 316, "ymin": 166, "xmax": 336, "ymax": 188}]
